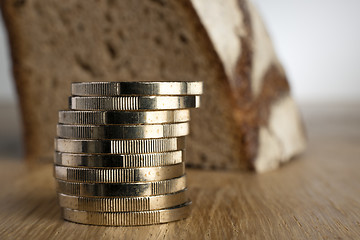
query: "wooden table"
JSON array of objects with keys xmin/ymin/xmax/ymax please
[{"xmin": 0, "ymin": 103, "xmax": 359, "ymax": 239}]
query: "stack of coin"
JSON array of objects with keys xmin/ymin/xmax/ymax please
[{"xmin": 54, "ymin": 82, "xmax": 202, "ymax": 226}]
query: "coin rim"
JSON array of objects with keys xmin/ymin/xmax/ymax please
[
  {"xmin": 54, "ymin": 163, "xmax": 185, "ymax": 183},
  {"xmin": 56, "ymin": 174, "xmax": 187, "ymax": 197},
  {"xmin": 61, "ymin": 201, "xmax": 192, "ymax": 226},
  {"xmin": 58, "ymin": 109, "xmax": 191, "ymax": 125},
  {"xmin": 55, "ymin": 137, "xmax": 186, "ymax": 154},
  {"xmin": 57, "ymin": 189, "xmax": 188, "ymax": 211},
  {"xmin": 56, "ymin": 122, "xmax": 189, "ymax": 139},
  {"xmin": 70, "ymin": 95, "xmax": 200, "ymax": 111},
  {"xmin": 72, "ymin": 81, "xmax": 203, "ymax": 96},
  {"xmin": 54, "ymin": 150, "xmax": 184, "ymax": 168}
]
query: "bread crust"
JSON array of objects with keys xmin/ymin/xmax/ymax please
[{"xmin": 1, "ymin": 0, "xmax": 305, "ymax": 171}]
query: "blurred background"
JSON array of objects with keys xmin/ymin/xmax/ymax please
[
  {"xmin": 0, "ymin": 0, "xmax": 359, "ymax": 158},
  {"xmin": 255, "ymin": 0, "xmax": 360, "ymax": 103}
]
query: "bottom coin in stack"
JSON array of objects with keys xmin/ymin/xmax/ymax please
[
  {"xmin": 58, "ymin": 189, "xmax": 188, "ymax": 212},
  {"xmin": 61, "ymin": 201, "xmax": 192, "ymax": 226}
]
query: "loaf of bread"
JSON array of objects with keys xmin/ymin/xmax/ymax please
[{"xmin": 1, "ymin": 0, "xmax": 306, "ymax": 172}]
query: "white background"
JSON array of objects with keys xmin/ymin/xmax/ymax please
[
  {"xmin": 253, "ymin": 0, "xmax": 360, "ymax": 102},
  {"xmin": 0, "ymin": 0, "xmax": 360, "ymax": 103}
]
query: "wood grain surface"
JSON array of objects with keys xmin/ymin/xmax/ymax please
[{"xmin": 0, "ymin": 103, "xmax": 359, "ymax": 239}]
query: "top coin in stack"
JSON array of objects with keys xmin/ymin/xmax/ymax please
[
  {"xmin": 69, "ymin": 95, "xmax": 200, "ymax": 111},
  {"xmin": 69, "ymin": 81, "xmax": 202, "ymax": 111},
  {"xmin": 72, "ymin": 81, "xmax": 203, "ymax": 96}
]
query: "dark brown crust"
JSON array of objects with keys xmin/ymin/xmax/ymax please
[
  {"xmin": 178, "ymin": 0, "xmax": 238, "ymax": 99},
  {"xmin": 257, "ymin": 65, "xmax": 290, "ymax": 126},
  {"xmin": 176, "ymin": 0, "xmax": 247, "ymax": 169},
  {"xmin": 232, "ymin": 0, "xmax": 257, "ymax": 168},
  {"xmin": 175, "ymin": 1, "xmax": 242, "ymax": 111},
  {"xmin": 233, "ymin": 0, "xmax": 254, "ymax": 103},
  {"xmin": 232, "ymin": 0, "xmax": 291, "ymax": 168},
  {"xmin": 233, "ymin": 64, "xmax": 290, "ymax": 169},
  {"xmin": 178, "ymin": 0, "xmax": 258, "ymax": 169}
]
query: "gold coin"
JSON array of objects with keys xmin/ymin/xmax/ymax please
[
  {"xmin": 58, "ymin": 109, "xmax": 190, "ymax": 125},
  {"xmin": 55, "ymin": 137, "xmax": 186, "ymax": 154},
  {"xmin": 56, "ymin": 175, "xmax": 186, "ymax": 197},
  {"xmin": 57, "ymin": 122, "xmax": 189, "ymax": 139},
  {"xmin": 58, "ymin": 189, "xmax": 188, "ymax": 211},
  {"xmin": 62, "ymin": 201, "xmax": 191, "ymax": 226},
  {"xmin": 72, "ymin": 81, "xmax": 203, "ymax": 96},
  {"xmin": 54, "ymin": 150, "xmax": 184, "ymax": 168},
  {"xmin": 70, "ymin": 95, "xmax": 200, "ymax": 111},
  {"xmin": 54, "ymin": 163, "xmax": 185, "ymax": 183}
]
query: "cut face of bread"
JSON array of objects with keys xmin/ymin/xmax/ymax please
[{"xmin": 1, "ymin": 0, "xmax": 306, "ymax": 171}]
